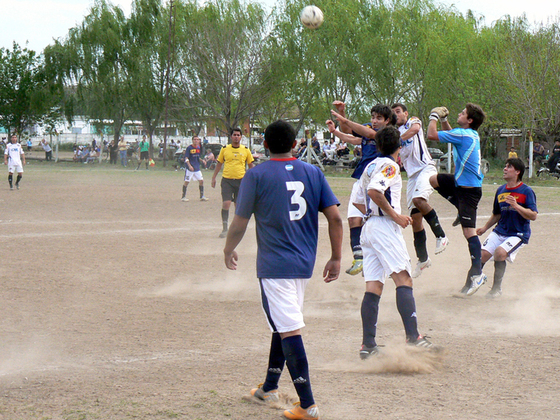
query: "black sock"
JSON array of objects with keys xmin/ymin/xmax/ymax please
[
  {"xmin": 396, "ymin": 286, "xmax": 419, "ymax": 342},
  {"xmin": 221, "ymin": 209, "xmax": 229, "ymax": 230},
  {"xmin": 263, "ymin": 333, "xmax": 284, "ymax": 392},
  {"xmin": 423, "ymin": 209, "xmax": 445, "ymax": 238},
  {"xmin": 413, "ymin": 229, "xmax": 429, "ymax": 262},
  {"xmin": 145, "ymin": 162, "xmax": 148, "ymax": 169},
  {"xmin": 8, "ymin": 174, "xmax": 13, "ymax": 187},
  {"xmin": 493, "ymin": 260, "xmax": 507, "ymax": 290},
  {"xmin": 467, "ymin": 236, "xmax": 482, "ymax": 277},
  {"xmin": 350, "ymin": 226, "xmax": 363, "ymax": 259},
  {"xmin": 282, "ymin": 335, "xmax": 314, "ymax": 409},
  {"xmin": 182, "ymin": 185, "xmax": 187, "ymax": 198},
  {"xmin": 361, "ymin": 292, "xmax": 380, "ymax": 348},
  {"xmin": 16, "ymin": 174, "xmax": 21, "ymax": 186},
  {"xmin": 199, "ymin": 185, "xmax": 204, "ymax": 198}
]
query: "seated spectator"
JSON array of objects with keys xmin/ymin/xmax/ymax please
[
  {"xmin": 202, "ymin": 149, "xmax": 216, "ymax": 169},
  {"xmin": 336, "ymin": 140, "xmax": 349, "ymax": 157}
]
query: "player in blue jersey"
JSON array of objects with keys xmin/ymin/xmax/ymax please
[
  {"xmin": 475, "ymin": 158, "xmax": 537, "ymax": 297},
  {"xmin": 329, "ymin": 102, "xmax": 395, "ymax": 276},
  {"xmin": 181, "ymin": 136, "xmax": 208, "ymax": 202},
  {"xmin": 427, "ymin": 103, "xmax": 487, "ymax": 295},
  {"xmin": 223, "ymin": 120, "xmax": 343, "ymax": 420}
]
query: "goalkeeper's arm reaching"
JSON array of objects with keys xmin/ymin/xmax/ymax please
[{"xmin": 427, "ymin": 106, "xmax": 451, "ymax": 141}]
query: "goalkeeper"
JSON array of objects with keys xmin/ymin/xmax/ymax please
[{"xmin": 427, "ymin": 104, "xmax": 487, "ymax": 296}]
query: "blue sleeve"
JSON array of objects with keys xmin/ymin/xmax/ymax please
[
  {"xmin": 525, "ymin": 187, "xmax": 538, "ymax": 212},
  {"xmin": 318, "ymin": 172, "xmax": 340, "ymax": 211},
  {"xmin": 438, "ymin": 129, "xmax": 463, "ymax": 145},
  {"xmin": 235, "ymin": 171, "xmax": 257, "ymax": 219}
]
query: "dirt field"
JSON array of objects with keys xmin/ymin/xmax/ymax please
[{"xmin": 1, "ymin": 162, "xmax": 559, "ymax": 420}]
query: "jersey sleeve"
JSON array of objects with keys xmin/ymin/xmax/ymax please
[
  {"xmin": 438, "ymin": 128, "xmax": 463, "ymax": 145},
  {"xmin": 217, "ymin": 146, "xmax": 226, "ymax": 164},
  {"xmin": 525, "ymin": 187, "xmax": 538, "ymax": 212},
  {"xmin": 235, "ymin": 171, "xmax": 257, "ymax": 219},
  {"xmin": 367, "ymin": 161, "xmax": 399, "ymax": 193},
  {"xmin": 318, "ymin": 172, "xmax": 340, "ymax": 210}
]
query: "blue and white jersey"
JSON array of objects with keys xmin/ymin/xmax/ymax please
[
  {"xmin": 438, "ymin": 128, "xmax": 483, "ymax": 187},
  {"xmin": 492, "ymin": 183, "xmax": 537, "ymax": 243},
  {"xmin": 355, "ymin": 156, "xmax": 402, "ymax": 217},
  {"xmin": 236, "ymin": 158, "xmax": 339, "ymax": 279},
  {"xmin": 351, "ymin": 123, "xmax": 379, "ymax": 180},
  {"xmin": 5, "ymin": 143, "xmax": 24, "ymax": 166},
  {"xmin": 185, "ymin": 145, "xmax": 201, "ymax": 172},
  {"xmin": 399, "ymin": 117, "xmax": 434, "ymax": 176}
]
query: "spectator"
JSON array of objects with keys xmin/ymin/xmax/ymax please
[
  {"xmin": 108, "ymin": 140, "xmax": 118, "ymax": 164},
  {"xmin": 508, "ymin": 147, "xmax": 518, "ymax": 159},
  {"xmin": 202, "ymin": 148, "xmax": 216, "ymax": 169},
  {"xmin": 26, "ymin": 139, "xmax": 33, "ymax": 152},
  {"xmin": 118, "ymin": 136, "xmax": 128, "ymax": 167},
  {"xmin": 40, "ymin": 139, "xmax": 53, "ymax": 161}
]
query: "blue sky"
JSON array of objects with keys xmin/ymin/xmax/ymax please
[{"xmin": 1, "ymin": 0, "xmax": 559, "ymax": 53}]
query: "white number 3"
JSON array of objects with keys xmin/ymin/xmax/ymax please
[{"xmin": 286, "ymin": 181, "xmax": 307, "ymax": 221}]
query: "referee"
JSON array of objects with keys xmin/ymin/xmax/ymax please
[{"xmin": 211, "ymin": 128, "xmax": 254, "ymax": 238}]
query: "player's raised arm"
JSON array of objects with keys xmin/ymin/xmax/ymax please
[
  {"xmin": 326, "ymin": 120, "xmax": 362, "ymax": 145},
  {"xmin": 321, "ymin": 204, "xmax": 343, "ymax": 283},
  {"xmin": 223, "ymin": 215, "xmax": 250, "ymax": 270},
  {"xmin": 330, "ymin": 110, "xmax": 377, "ymax": 139}
]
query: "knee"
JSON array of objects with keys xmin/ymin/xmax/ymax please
[
  {"xmin": 494, "ymin": 247, "xmax": 508, "ymax": 261},
  {"xmin": 429, "ymin": 175, "xmax": 438, "ymax": 188}
]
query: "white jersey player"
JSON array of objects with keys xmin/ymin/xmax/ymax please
[
  {"xmin": 392, "ymin": 103, "xmax": 448, "ymax": 278},
  {"xmin": 4, "ymin": 135, "xmax": 26, "ymax": 190},
  {"xmin": 353, "ymin": 126, "xmax": 437, "ymax": 359}
]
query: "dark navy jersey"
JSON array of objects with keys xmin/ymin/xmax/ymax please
[
  {"xmin": 236, "ymin": 158, "xmax": 339, "ymax": 279},
  {"xmin": 351, "ymin": 123, "xmax": 379, "ymax": 179},
  {"xmin": 186, "ymin": 145, "xmax": 201, "ymax": 171},
  {"xmin": 492, "ymin": 182, "xmax": 537, "ymax": 243}
]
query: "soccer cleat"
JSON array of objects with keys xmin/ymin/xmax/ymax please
[
  {"xmin": 407, "ymin": 335, "xmax": 435, "ymax": 349},
  {"xmin": 10, "ymin": 186, "xmax": 14, "ymax": 190},
  {"xmin": 181, "ymin": 197, "xmax": 189, "ymax": 202},
  {"xmin": 250, "ymin": 383, "xmax": 279, "ymax": 402},
  {"xmin": 435, "ymin": 237, "xmax": 449, "ymax": 254},
  {"xmin": 219, "ymin": 229, "xmax": 228, "ymax": 238},
  {"xmin": 412, "ymin": 258, "xmax": 431, "ymax": 278},
  {"xmin": 200, "ymin": 196, "xmax": 209, "ymax": 201},
  {"xmin": 359, "ymin": 344, "xmax": 380, "ymax": 360},
  {"xmin": 452, "ymin": 214, "xmax": 461, "ymax": 227},
  {"xmin": 345, "ymin": 258, "xmax": 363, "ymax": 275},
  {"xmin": 486, "ymin": 288, "xmax": 502, "ymax": 299},
  {"xmin": 283, "ymin": 402, "xmax": 319, "ymax": 420},
  {"xmin": 465, "ymin": 273, "xmax": 487, "ymax": 296}
]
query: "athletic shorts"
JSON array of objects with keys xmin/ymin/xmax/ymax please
[
  {"xmin": 407, "ymin": 165, "xmax": 437, "ymax": 210},
  {"xmin": 140, "ymin": 151, "xmax": 149, "ymax": 160},
  {"xmin": 8, "ymin": 164, "xmax": 23, "ymax": 174},
  {"xmin": 436, "ymin": 173, "xmax": 482, "ymax": 228},
  {"xmin": 361, "ymin": 216, "xmax": 412, "ymax": 283},
  {"xmin": 348, "ymin": 180, "xmax": 365, "ymax": 219},
  {"xmin": 482, "ymin": 231, "xmax": 525, "ymax": 263},
  {"xmin": 221, "ymin": 178, "xmax": 242, "ymax": 203},
  {"xmin": 259, "ymin": 278, "xmax": 309, "ymax": 333},
  {"xmin": 184, "ymin": 170, "xmax": 203, "ymax": 182}
]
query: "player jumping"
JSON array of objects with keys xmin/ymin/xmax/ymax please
[
  {"xmin": 223, "ymin": 120, "xmax": 343, "ymax": 420},
  {"xmin": 427, "ymin": 103, "xmax": 487, "ymax": 295}
]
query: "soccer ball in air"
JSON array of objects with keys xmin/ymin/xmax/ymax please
[{"xmin": 300, "ymin": 5, "xmax": 324, "ymax": 29}]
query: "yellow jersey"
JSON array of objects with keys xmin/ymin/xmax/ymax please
[{"xmin": 217, "ymin": 144, "xmax": 254, "ymax": 179}]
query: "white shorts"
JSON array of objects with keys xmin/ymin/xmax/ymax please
[
  {"xmin": 259, "ymin": 278, "xmax": 309, "ymax": 333},
  {"xmin": 348, "ymin": 180, "xmax": 365, "ymax": 219},
  {"xmin": 361, "ymin": 216, "xmax": 411, "ymax": 283},
  {"xmin": 184, "ymin": 170, "xmax": 203, "ymax": 182},
  {"xmin": 407, "ymin": 165, "xmax": 437, "ymax": 210},
  {"xmin": 8, "ymin": 164, "xmax": 23, "ymax": 174},
  {"xmin": 482, "ymin": 231, "xmax": 525, "ymax": 263}
]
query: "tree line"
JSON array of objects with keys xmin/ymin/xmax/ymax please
[{"xmin": 1, "ymin": 0, "xmax": 560, "ymax": 158}]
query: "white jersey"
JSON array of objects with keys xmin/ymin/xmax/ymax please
[
  {"xmin": 399, "ymin": 117, "xmax": 434, "ymax": 176},
  {"xmin": 355, "ymin": 156, "xmax": 402, "ymax": 217},
  {"xmin": 5, "ymin": 143, "xmax": 24, "ymax": 166}
]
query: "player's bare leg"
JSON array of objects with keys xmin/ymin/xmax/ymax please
[{"xmin": 346, "ymin": 216, "xmax": 363, "ymax": 275}]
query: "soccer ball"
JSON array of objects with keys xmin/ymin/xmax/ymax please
[{"xmin": 300, "ymin": 5, "xmax": 324, "ymax": 29}]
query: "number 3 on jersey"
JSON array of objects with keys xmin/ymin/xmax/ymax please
[{"xmin": 286, "ymin": 181, "xmax": 307, "ymax": 221}]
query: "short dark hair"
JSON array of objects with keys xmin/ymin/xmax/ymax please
[
  {"xmin": 466, "ymin": 103, "xmax": 485, "ymax": 130},
  {"xmin": 375, "ymin": 126, "xmax": 401, "ymax": 156},
  {"xmin": 370, "ymin": 104, "xmax": 394, "ymax": 123},
  {"xmin": 505, "ymin": 158, "xmax": 525, "ymax": 181},
  {"xmin": 231, "ymin": 127, "xmax": 242, "ymax": 135},
  {"xmin": 264, "ymin": 120, "xmax": 296, "ymax": 154},
  {"xmin": 391, "ymin": 103, "xmax": 407, "ymax": 112}
]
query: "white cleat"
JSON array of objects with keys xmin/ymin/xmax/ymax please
[
  {"xmin": 435, "ymin": 236, "xmax": 449, "ymax": 254},
  {"xmin": 466, "ymin": 273, "xmax": 487, "ymax": 296},
  {"xmin": 181, "ymin": 197, "xmax": 189, "ymax": 202},
  {"xmin": 412, "ymin": 258, "xmax": 432, "ymax": 278}
]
